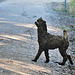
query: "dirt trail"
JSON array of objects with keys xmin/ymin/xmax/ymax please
[{"xmin": 0, "ymin": 0, "xmax": 75, "ymax": 75}]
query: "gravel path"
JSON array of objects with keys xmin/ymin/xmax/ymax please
[{"xmin": 0, "ymin": 0, "xmax": 75, "ymax": 75}]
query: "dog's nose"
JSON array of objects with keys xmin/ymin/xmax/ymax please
[{"xmin": 37, "ymin": 20, "xmax": 39, "ymax": 22}]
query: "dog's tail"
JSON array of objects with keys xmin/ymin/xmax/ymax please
[{"xmin": 63, "ymin": 30, "xmax": 68, "ymax": 40}]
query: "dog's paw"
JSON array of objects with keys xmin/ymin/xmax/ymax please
[
  {"xmin": 54, "ymin": 62, "xmax": 65, "ymax": 65},
  {"xmin": 32, "ymin": 60, "xmax": 37, "ymax": 62},
  {"xmin": 45, "ymin": 60, "xmax": 49, "ymax": 63},
  {"xmin": 70, "ymin": 61, "xmax": 73, "ymax": 65},
  {"xmin": 58, "ymin": 62, "xmax": 65, "ymax": 65},
  {"xmin": 71, "ymin": 62, "xmax": 73, "ymax": 65}
]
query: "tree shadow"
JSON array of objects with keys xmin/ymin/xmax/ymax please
[
  {"xmin": 0, "ymin": 19, "xmax": 37, "ymax": 46},
  {"xmin": 0, "ymin": 58, "xmax": 52, "ymax": 75}
]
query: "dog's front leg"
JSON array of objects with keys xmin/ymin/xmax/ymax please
[
  {"xmin": 32, "ymin": 48, "xmax": 43, "ymax": 62},
  {"xmin": 44, "ymin": 50, "xmax": 49, "ymax": 63}
]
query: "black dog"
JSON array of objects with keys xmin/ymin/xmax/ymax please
[{"xmin": 32, "ymin": 17, "xmax": 73, "ymax": 65}]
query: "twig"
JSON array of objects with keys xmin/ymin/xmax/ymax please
[
  {"xmin": 24, "ymin": 25, "xmax": 35, "ymax": 40},
  {"xmin": 24, "ymin": 25, "xmax": 35, "ymax": 32}
]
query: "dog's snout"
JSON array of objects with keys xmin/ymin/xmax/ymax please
[{"xmin": 37, "ymin": 20, "xmax": 39, "ymax": 22}]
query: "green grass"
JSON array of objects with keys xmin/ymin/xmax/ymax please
[
  {"xmin": 51, "ymin": 2, "xmax": 69, "ymax": 12},
  {"xmin": 51, "ymin": 1, "xmax": 75, "ymax": 16},
  {"xmin": 53, "ymin": 7, "xmax": 68, "ymax": 12},
  {"xmin": 70, "ymin": 0, "xmax": 75, "ymax": 16},
  {"xmin": 70, "ymin": 0, "xmax": 75, "ymax": 6},
  {"xmin": 57, "ymin": 26, "xmax": 75, "ymax": 31},
  {"xmin": 57, "ymin": 26, "xmax": 69, "ymax": 30}
]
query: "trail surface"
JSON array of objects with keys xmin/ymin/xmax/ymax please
[{"xmin": 0, "ymin": 0, "xmax": 75, "ymax": 75}]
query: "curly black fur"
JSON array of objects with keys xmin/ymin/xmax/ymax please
[{"xmin": 32, "ymin": 17, "xmax": 73, "ymax": 65}]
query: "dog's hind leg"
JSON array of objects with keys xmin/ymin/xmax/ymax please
[
  {"xmin": 44, "ymin": 50, "xmax": 49, "ymax": 63},
  {"xmin": 58, "ymin": 49, "xmax": 68, "ymax": 65},
  {"xmin": 32, "ymin": 48, "xmax": 43, "ymax": 62},
  {"xmin": 67, "ymin": 55, "xmax": 73, "ymax": 65}
]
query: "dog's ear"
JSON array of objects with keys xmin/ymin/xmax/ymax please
[{"xmin": 39, "ymin": 17, "xmax": 42, "ymax": 20}]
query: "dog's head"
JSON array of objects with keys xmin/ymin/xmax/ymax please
[
  {"xmin": 35, "ymin": 17, "xmax": 47, "ymax": 31},
  {"xmin": 35, "ymin": 17, "xmax": 46, "ymax": 27}
]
